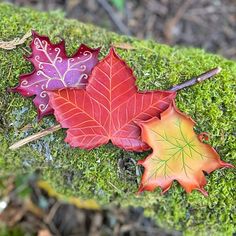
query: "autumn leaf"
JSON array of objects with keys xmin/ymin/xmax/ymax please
[
  {"xmin": 48, "ymin": 48, "xmax": 176, "ymax": 151},
  {"xmin": 10, "ymin": 31, "xmax": 100, "ymax": 120},
  {"xmin": 137, "ymin": 103, "xmax": 233, "ymax": 195}
]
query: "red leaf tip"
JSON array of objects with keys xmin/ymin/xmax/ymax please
[
  {"xmin": 31, "ymin": 30, "xmax": 38, "ymax": 37},
  {"xmin": 219, "ymin": 161, "xmax": 234, "ymax": 169},
  {"xmin": 197, "ymin": 188, "xmax": 208, "ymax": 196},
  {"xmin": 108, "ymin": 47, "xmax": 119, "ymax": 58}
]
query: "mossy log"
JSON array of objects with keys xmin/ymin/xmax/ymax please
[{"xmin": 0, "ymin": 3, "xmax": 235, "ymax": 235}]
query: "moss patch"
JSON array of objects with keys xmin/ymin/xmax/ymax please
[{"xmin": 0, "ymin": 3, "xmax": 235, "ymax": 236}]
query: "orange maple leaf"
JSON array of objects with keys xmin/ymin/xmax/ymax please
[{"xmin": 137, "ymin": 103, "xmax": 233, "ymax": 196}]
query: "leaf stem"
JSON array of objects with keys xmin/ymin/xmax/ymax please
[
  {"xmin": 169, "ymin": 67, "xmax": 221, "ymax": 91},
  {"xmin": 9, "ymin": 124, "xmax": 61, "ymax": 150},
  {"xmin": 9, "ymin": 67, "xmax": 221, "ymax": 150}
]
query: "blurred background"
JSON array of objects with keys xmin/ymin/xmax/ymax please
[{"xmin": 2, "ymin": 0, "xmax": 236, "ymax": 59}]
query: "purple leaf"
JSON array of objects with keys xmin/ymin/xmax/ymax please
[{"xmin": 10, "ymin": 31, "xmax": 100, "ymax": 120}]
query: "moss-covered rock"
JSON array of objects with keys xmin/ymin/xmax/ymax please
[{"xmin": 0, "ymin": 3, "xmax": 235, "ymax": 235}]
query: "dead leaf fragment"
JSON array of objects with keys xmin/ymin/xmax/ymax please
[
  {"xmin": 0, "ymin": 30, "xmax": 32, "ymax": 50},
  {"xmin": 112, "ymin": 42, "xmax": 136, "ymax": 50}
]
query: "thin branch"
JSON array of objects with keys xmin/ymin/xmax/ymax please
[
  {"xmin": 9, "ymin": 67, "xmax": 221, "ymax": 150},
  {"xmin": 169, "ymin": 67, "xmax": 221, "ymax": 91},
  {"xmin": 21, "ymin": 47, "xmax": 31, "ymax": 55},
  {"xmin": 9, "ymin": 124, "xmax": 61, "ymax": 150},
  {"xmin": 97, "ymin": 0, "xmax": 132, "ymax": 36}
]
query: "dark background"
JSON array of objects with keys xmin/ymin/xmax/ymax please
[{"xmin": 3, "ymin": 0, "xmax": 236, "ymax": 59}]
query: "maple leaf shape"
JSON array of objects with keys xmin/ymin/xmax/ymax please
[
  {"xmin": 137, "ymin": 103, "xmax": 233, "ymax": 195},
  {"xmin": 48, "ymin": 48, "xmax": 176, "ymax": 151},
  {"xmin": 10, "ymin": 31, "xmax": 100, "ymax": 120}
]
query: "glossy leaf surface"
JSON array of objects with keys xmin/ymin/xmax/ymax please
[
  {"xmin": 11, "ymin": 31, "xmax": 100, "ymax": 120},
  {"xmin": 137, "ymin": 103, "xmax": 233, "ymax": 195},
  {"xmin": 48, "ymin": 48, "xmax": 176, "ymax": 151}
]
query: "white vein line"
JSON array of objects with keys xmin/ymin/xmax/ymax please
[
  {"xmin": 93, "ymin": 77, "xmax": 110, "ymax": 92},
  {"xmin": 54, "ymin": 100, "xmax": 71, "ymax": 110},
  {"xmin": 71, "ymin": 128, "xmax": 85, "ymax": 135},
  {"xmin": 95, "ymin": 66, "xmax": 110, "ymax": 80},
  {"xmin": 54, "ymin": 92, "xmax": 108, "ymax": 135},
  {"xmin": 111, "ymin": 65, "xmax": 126, "ymax": 78},
  {"xmin": 21, "ymin": 79, "xmax": 48, "ymax": 87},
  {"xmin": 91, "ymin": 127, "xmax": 96, "ymax": 134},
  {"xmin": 60, "ymin": 107, "xmax": 78, "ymax": 116},
  {"xmin": 89, "ymin": 95, "xmax": 110, "ymax": 114},
  {"xmin": 89, "ymin": 83, "xmax": 110, "ymax": 103},
  {"xmin": 70, "ymin": 125, "xmax": 101, "ymax": 131},
  {"xmin": 112, "ymin": 75, "xmax": 133, "ymax": 91},
  {"xmin": 85, "ymin": 136, "xmax": 101, "ymax": 147},
  {"xmin": 77, "ymin": 120, "xmax": 97, "ymax": 127},
  {"xmin": 36, "ymin": 39, "xmax": 64, "ymax": 82},
  {"xmin": 80, "ymin": 136, "xmax": 86, "ymax": 144},
  {"xmin": 62, "ymin": 113, "xmax": 81, "ymax": 123},
  {"xmin": 110, "ymin": 60, "xmax": 120, "ymax": 68},
  {"xmin": 112, "ymin": 86, "xmax": 134, "ymax": 104},
  {"xmin": 112, "ymin": 93, "xmax": 173, "ymax": 134},
  {"xmin": 104, "ymin": 59, "xmax": 111, "ymax": 68},
  {"xmin": 103, "ymin": 112, "xmax": 109, "ymax": 127}
]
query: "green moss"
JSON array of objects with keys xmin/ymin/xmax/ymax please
[
  {"xmin": 0, "ymin": 3, "xmax": 235, "ymax": 235},
  {"xmin": 0, "ymin": 226, "xmax": 26, "ymax": 236}
]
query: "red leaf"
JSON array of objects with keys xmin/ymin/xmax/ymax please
[
  {"xmin": 10, "ymin": 31, "xmax": 100, "ymax": 120},
  {"xmin": 48, "ymin": 48, "xmax": 176, "ymax": 151},
  {"xmin": 137, "ymin": 103, "xmax": 233, "ymax": 195}
]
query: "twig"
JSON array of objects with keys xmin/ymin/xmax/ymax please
[
  {"xmin": 21, "ymin": 47, "xmax": 31, "ymax": 55},
  {"xmin": 169, "ymin": 67, "xmax": 221, "ymax": 91},
  {"xmin": 9, "ymin": 67, "xmax": 221, "ymax": 150},
  {"xmin": 0, "ymin": 30, "xmax": 32, "ymax": 50},
  {"xmin": 97, "ymin": 0, "xmax": 132, "ymax": 36},
  {"xmin": 9, "ymin": 124, "xmax": 61, "ymax": 150}
]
